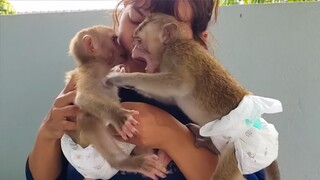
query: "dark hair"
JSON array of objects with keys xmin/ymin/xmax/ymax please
[{"xmin": 113, "ymin": 0, "xmax": 219, "ymax": 49}]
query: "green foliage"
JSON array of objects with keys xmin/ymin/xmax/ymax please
[
  {"xmin": 0, "ymin": 0, "xmax": 16, "ymax": 15},
  {"xmin": 220, "ymin": 0, "xmax": 319, "ymax": 5}
]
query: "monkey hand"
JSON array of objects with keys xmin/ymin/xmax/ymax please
[
  {"xmin": 122, "ymin": 154, "xmax": 168, "ymax": 180},
  {"xmin": 111, "ymin": 108, "xmax": 140, "ymax": 140},
  {"xmin": 118, "ymin": 102, "xmax": 187, "ymax": 150},
  {"xmin": 104, "ymin": 72, "xmax": 131, "ymax": 88},
  {"xmin": 157, "ymin": 150, "xmax": 173, "ymax": 168}
]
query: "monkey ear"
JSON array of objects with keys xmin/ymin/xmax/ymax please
[
  {"xmin": 201, "ymin": 31, "xmax": 209, "ymax": 42},
  {"xmin": 160, "ymin": 23, "xmax": 178, "ymax": 44},
  {"xmin": 82, "ymin": 35, "xmax": 97, "ymax": 55}
]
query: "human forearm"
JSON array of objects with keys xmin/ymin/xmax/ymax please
[
  {"xmin": 28, "ymin": 126, "xmax": 62, "ymax": 180},
  {"xmin": 162, "ymin": 124, "xmax": 218, "ymax": 180},
  {"xmin": 28, "ymin": 78, "xmax": 77, "ymax": 179},
  {"xmin": 119, "ymin": 102, "xmax": 218, "ymax": 179}
]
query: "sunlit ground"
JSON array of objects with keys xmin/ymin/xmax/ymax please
[{"xmin": 8, "ymin": 1, "xmax": 120, "ymax": 13}]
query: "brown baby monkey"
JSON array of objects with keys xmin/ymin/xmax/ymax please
[
  {"xmin": 106, "ymin": 14, "xmax": 280, "ymax": 180},
  {"xmin": 66, "ymin": 25, "xmax": 167, "ymax": 179}
]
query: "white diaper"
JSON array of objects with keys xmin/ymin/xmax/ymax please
[
  {"xmin": 200, "ymin": 95, "xmax": 282, "ymax": 174},
  {"xmin": 61, "ymin": 134, "xmax": 136, "ymax": 179}
]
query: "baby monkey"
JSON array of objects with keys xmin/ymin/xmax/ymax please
[
  {"xmin": 106, "ymin": 14, "xmax": 281, "ymax": 180},
  {"xmin": 66, "ymin": 25, "xmax": 167, "ymax": 179}
]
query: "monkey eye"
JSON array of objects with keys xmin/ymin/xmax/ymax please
[{"xmin": 133, "ymin": 37, "xmax": 142, "ymax": 45}]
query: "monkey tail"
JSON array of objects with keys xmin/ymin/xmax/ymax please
[
  {"xmin": 264, "ymin": 161, "xmax": 281, "ymax": 180},
  {"xmin": 79, "ymin": 131, "xmax": 90, "ymax": 148}
]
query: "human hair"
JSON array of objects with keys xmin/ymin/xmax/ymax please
[{"xmin": 113, "ymin": 0, "xmax": 219, "ymax": 49}]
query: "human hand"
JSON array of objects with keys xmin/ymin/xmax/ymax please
[
  {"xmin": 116, "ymin": 102, "xmax": 186, "ymax": 150},
  {"xmin": 38, "ymin": 75, "xmax": 79, "ymax": 140},
  {"xmin": 110, "ymin": 64, "xmax": 126, "ymax": 73}
]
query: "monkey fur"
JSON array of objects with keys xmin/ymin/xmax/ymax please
[
  {"xmin": 65, "ymin": 25, "xmax": 167, "ymax": 179},
  {"xmin": 106, "ymin": 14, "xmax": 280, "ymax": 180}
]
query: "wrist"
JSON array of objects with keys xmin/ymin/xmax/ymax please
[
  {"xmin": 34, "ymin": 126, "xmax": 62, "ymax": 154},
  {"xmin": 38, "ymin": 122, "xmax": 62, "ymax": 142},
  {"xmin": 29, "ymin": 129, "xmax": 62, "ymax": 179}
]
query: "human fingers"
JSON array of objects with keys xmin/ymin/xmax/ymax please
[
  {"xmin": 120, "ymin": 66, "xmax": 126, "ymax": 73},
  {"xmin": 62, "ymin": 73, "xmax": 77, "ymax": 94},
  {"xmin": 54, "ymin": 90, "xmax": 77, "ymax": 108},
  {"xmin": 52, "ymin": 104, "xmax": 78, "ymax": 116},
  {"xmin": 111, "ymin": 64, "xmax": 126, "ymax": 73},
  {"xmin": 61, "ymin": 120, "xmax": 77, "ymax": 131},
  {"xmin": 54, "ymin": 106, "xmax": 78, "ymax": 131},
  {"xmin": 51, "ymin": 105, "xmax": 79, "ymax": 123},
  {"xmin": 41, "ymin": 105, "xmax": 78, "ymax": 139}
]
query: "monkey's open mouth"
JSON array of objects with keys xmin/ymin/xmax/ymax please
[
  {"xmin": 132, "ymin": 56, "xmax": 147, "ymax": 67},
  {"xmin": 133, "ymin": 57, "xmax": 148, "ymax": 70},
  {"xmin": 133, "ymin": 57, "xmax": 156, "ymax": 73},
  {"xmin": 133, "ymin": 57, "xmax": 147, "ymax": 63},
  {"xmin": 120, "ymin": 53, "xmax": 127, "ymax": 58}
]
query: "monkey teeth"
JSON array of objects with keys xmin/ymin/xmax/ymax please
[{"xmin": 145, "ymin": 65, "xmax": 151, "ymax": 73}]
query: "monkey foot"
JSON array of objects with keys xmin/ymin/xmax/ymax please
[{"xmin": 126, "ymin": 154, "xmax": 168, "ymax": 180}]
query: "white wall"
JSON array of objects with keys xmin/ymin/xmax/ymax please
[
  {"xmin": 210, "ymin": 3, "xmax": 320, "ymax": 179},
  {"xmin": 0, "ymin": 2, "xmax": 319, "ymax": 180}
]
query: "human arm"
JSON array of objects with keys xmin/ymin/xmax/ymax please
[
  {"xmin": 120, "ymin": 102, "xmax": 218, "ymax": 180},
  {"xmin": 163, "ymin": 120, "xmax": 218, "ymax": 180},
  {"xmin": 27, "ymin": 78, "xmax": 78, "ymax": 179}
]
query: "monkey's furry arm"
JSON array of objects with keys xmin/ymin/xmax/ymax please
[{"xmin": 106, "ymin": 72, "xmax": 191, "ymax": 98}]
